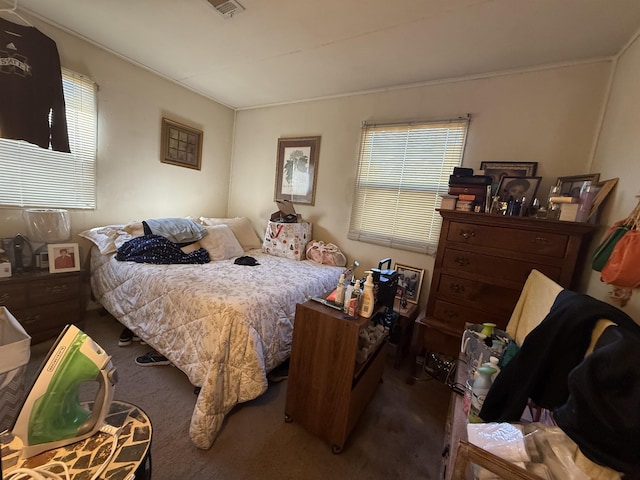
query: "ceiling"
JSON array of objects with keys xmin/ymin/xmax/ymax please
[{"xmin": 12, "ymin": 0, "xmax": 640, "ymax": 110}]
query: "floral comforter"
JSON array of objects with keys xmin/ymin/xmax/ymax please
[{"xmin": 89, "ymin": 247, "xmax": 343, "ymax": 449}]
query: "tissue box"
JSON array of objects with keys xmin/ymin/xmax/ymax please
[{"xmin": 0, "ymin": 262, "xmax": 11, "ymax": 278}]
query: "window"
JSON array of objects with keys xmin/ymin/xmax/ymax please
[
  {"xmin": 0, "ymin": 69, "xmax": 97, "ymax": 209},
  {"xmin": 348, "ymin": 117, "xmax": 469, "ymax": 255}
]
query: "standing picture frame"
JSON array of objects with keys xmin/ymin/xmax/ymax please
[
  {"xmin": 556, "ymin": 174, "xmax": 600, "ymax": 200},
  {"xmin": 479, "ymin": 161, "xmax": 538, "ymax": 195},
  {"xmin": 394, "ymin": 263, "xmax": 425, "ymax": 305},
  {"xmin": 274, "ymin": 136, "xmax": 320, "ymax": 205},
  {"xmin": 496, "ymin": 176, "xmax": 542, "ymax": 209},
  {"xmin": 160, "ymin": 117, "xmax": 203, "ymax": 170},
  {"xmin": 48, "ymin": 243, "xmax": 80, "ymax": 273}
]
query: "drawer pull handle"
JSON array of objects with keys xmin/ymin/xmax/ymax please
[
  {"xmin": 532, "ymin": 237, "xmax": 550, "ymax": 245},
  {"xmin": 46, "ymin": 285, "xmax": 69, "ymax": 295},
  {"xmin": 444, "ymin": 309, "xmax": 458, "ymax": 319},
  {"xmin": 459, "ymin": 230, "xmax": 476, "ymax": 239},
  {"xmin": 0, "ymin": 293, "xmax": 9, "ymax": 304},
  {"xmin": 450, "ymin": 284, "xmax": 465, "ymax": 294},
  {"xmin": 455, "ymin": 257, "xmax": 470, "ymax": 266},
  {"xmin": 25, "ymin": 314, "xmax": 41, "ymax": 323}
]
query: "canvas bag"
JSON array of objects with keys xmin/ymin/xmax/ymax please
[
  {"xmin": 0, "ymin": 307, "xmax": 31, "ymax": 432},
  {"xmin": 592, "ymin": 220, "xmax": 630, "ymax": 272},
  {"xmin": 305, "ymin": 240, "xmax": 347, "ymax": 267}
]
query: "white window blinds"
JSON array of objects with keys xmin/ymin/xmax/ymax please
[
  {"xmin": 0, "ymin": 69, "xmax": 97, "ymax": 209},
  {"xmin": 348, "ymin": 117, "xmax": 469, "ymax": 255}
]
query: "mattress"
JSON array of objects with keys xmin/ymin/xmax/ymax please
[{"xmin": 89, "ymin": 247, "xmax": 344, "ymax": 449}]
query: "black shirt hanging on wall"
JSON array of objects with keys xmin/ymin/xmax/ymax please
[{"xmin": 0, "ymin": 17, "xmax": 70, "ymax": 152}]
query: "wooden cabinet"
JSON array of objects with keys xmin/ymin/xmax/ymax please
[
  {"xmin": 0, "ymin": 270, "xmax": 86, "ymax": 344},
  {"xmin": 284, "ymin": 300, "xmax": 387, "ymax": 453},
  {"xmin": 419, "ymin": 210, "xmax": 596, "ymax": 358}
]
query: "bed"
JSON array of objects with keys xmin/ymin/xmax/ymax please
[{"xmin": 82, "ymin": 218, "xmax": 344, "ymax": 449}]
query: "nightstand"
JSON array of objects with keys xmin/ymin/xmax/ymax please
[
  {"xmin": 0, "ymin": 270, "xmax": 87, "ymax": 344},
  {"xmin": 390, "ymin": 298, "xmax": 419, "ymax": 368}
]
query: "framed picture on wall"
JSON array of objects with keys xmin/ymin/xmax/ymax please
[
  {"xmin": 274, "ymin": 136, "xmax": 321, "ymax": 205},
  {"xmin": 160, "ymin": 117, "xmax": 203, "ymax": 170}
]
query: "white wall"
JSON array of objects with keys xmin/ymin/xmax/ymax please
[
  {"xmin": 0, "ymin": 15, "xmax": 235, "ymax": 255},
  {"xmin": 230, "ymin": 63, "xmax": 611, "ymax": 307},
  {"xmin": 586, "ymin": 33, "xmax": 640, "ymax": 321}
]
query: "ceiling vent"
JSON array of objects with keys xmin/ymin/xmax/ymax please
[{"xmin": 206, "ymin": 0, "xmax": 245, "ymax": 18}]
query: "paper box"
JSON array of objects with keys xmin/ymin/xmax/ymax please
[
  {"xmin": 270, "ymin": 199, "xmax": 301, "ymax": 223},
  {"xmin": 262, "ymin": 220, "xmax": 312, "ymax": 260},
  {"xmin": 0, "ymin": 307, "xmax": 31, "ymax": 432},
  {"xmin": 0, "ymin": 262, "xmax": 11, "ymax": 278}
]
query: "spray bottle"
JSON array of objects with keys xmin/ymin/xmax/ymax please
[
  {"xmin": 335, "ymin": 274, "xmax": 346, "ymax": 306},
  {"xmin": 343, "ymin": 281, "xmax": 355, "ymax": 314}
]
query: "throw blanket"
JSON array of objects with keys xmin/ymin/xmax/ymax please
[
  {"xmin": 481, "ymin": 290, "xmax": 640, "ymax": 473},
  {"xmin": 116, "ymin": 234, "xmax": 210, "ymax": 264}
]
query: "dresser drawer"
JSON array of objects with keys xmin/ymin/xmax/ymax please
[
  {"xmin": 447, "ymin": 221, "xmax": 569, "ymax": 258},
  {"xmin": 432, "ymin": 299, "xmax": 508, "ymax": 333},
  {"xmin": 0, "ymin": 282, "xmax": 28, "ymax": 310},
  {"xmin": 436, "ymin": 274, "xmax": 521, "ymax": 315},
  {"xmin": 442, "ymin": 248, "xmax": 562, "ymax": 285},
  {"xmin": 15, "ymin": 301, "xmax": 81, "ymax": 344},
  {"xmin": 29, "ymin": 276, "xmax": 80, "ymax": 306}
]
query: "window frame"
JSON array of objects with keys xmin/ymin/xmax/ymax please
[{"xmin": 348, "ymin": 117, "xmax": 470, "ymax": 255}]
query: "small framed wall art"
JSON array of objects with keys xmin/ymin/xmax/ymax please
[
  {"xmin": 48, "ymin": 243, "xmax": 80, "ymax": 273},
  {"xmin": 160, "ymin": 117, "xmax": 203, "ymax": 170},
  {"xmin": 274, "ymin": 136, "xmax": 321, "ymax": 205},
  {"xmin": 394, "ymin": 263, "xmax": 425, "ymax": 305}
]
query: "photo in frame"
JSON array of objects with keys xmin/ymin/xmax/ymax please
[
  {"xmin": 556, "ymin": 173, "xmax": 600, "ymax": 200},
  {"xmin": 496, "ymin": 176, "xmax": 541, "ymax": 209},
  {"xmin": 160, "ymin": 117, "xmax": 203, "ymax": 170},
  {"xmin": 393, "ymin": 263, "xmax": 424, "ymax": 305},
  {"xmin": 274, "ymin": 136, "xmax": 320, "ymax": 205},
  {"xmin": 479, "ymin": 161, "xmax": 538, "ymax": 195},
  {"xmin": 48, "ymin": 243, "xmax": 80, "ymax": 273}
]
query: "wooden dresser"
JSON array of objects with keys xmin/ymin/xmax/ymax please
[
  {"xmin": 0, "ymin": 270, "xmax": 87, "ymax": 344},
  {"xmin": 418, "ymin": 210, "xmax": 597, "ymax": 359}
]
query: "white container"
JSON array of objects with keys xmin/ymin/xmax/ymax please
[
  {"xmin": 335, "ymin": 273, "xmax": 346, "ymax": 306},
  {"xmin": 360, "ymin": 272, "xmax": 375, "ymax": 318},
  {"xmin": 0, "ymin": 262, "xmax": 11, "ymax": 278}
]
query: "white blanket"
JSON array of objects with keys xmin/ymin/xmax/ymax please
[{"xmin": 89, "ymin": 247, "xmax": 343, "ymax": 449}]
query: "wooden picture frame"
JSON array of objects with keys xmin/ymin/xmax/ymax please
[
  {"xmin": 496, "ymin": 176, "xmax": 541, "ymax": 209},
  {"xmin": 274, "ymin": 136, "xmax": 320, "ymax": 205},
  {"xmin": 394, "ymin": 263, "xmax": 424, "ymax": 305},
  {"xmin": 48, "ymin": 243, "xmax": 80, "ymax": 273},
  {"xmin": 160, "ymin": 118, "xmax": 203, "ymax": 170},
  {"xmin": 556, "ymin": 173, "xmax": 600, "ymax": 200},
  {"xmin": 479, "ymin": 161, "xmax": 538, "ymax": 195}
]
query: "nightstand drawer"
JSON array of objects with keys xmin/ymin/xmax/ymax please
[
  {"xmin": 447, "ymin": 221, "xmax": 569, "ymax": 258},
  {"xmin": 16, "ymin": 301, "xmax": 81, "ymax": 344},
  {"xmin": 29, "ymin": 276, "xmax": 80, "ymax": 305},
  {"xmin": 0, "ymin": 282, "xmax": 28, "ymax": 310}
]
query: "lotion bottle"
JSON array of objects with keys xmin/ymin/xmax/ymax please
[
  {"xmin": 343, "ymin": 281, "xmax": 355, "ymax": 314},
  {"xmin": 348, "ymin": 280, "xmax": 362, "ymax": 316},
  {"xmin": 335, "ymin": 274, "xmax": 346, "ymax": 306},
  {"xmin": 360, "ymin": 271, "xmax": 375, "ymax": 318}
]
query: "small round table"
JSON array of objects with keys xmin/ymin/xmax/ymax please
[{"xmin": 1, "ymin": 400, "xmax": 152, "ymax": 479}]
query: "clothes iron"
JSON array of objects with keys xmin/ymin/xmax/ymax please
[{"xmin": 11, "ymin": 324, "xmax": 117, "ymax": 458}]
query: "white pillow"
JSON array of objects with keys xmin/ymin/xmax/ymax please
[
  {"xmin": 79, "ymin": 221, "xmax": 147, "ymax": 254},
  {"xmin": 199, "ymin": 217, "xmax": 262, "ymax": 250},
  {"xmin": 199, "ymin": 225, "xmax": 244, "ymax": 261}
]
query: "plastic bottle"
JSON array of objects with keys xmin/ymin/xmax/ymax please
[
  {"xmin": 335, "ymin": 274, "xmax": 346, "ymax": 306},
  {"xmin": 343, "ymin": 281, "xmax": 355, "ymax": 314},
  {"xmin": 468, "ymin": 365, "xmax": 496, "ymax": 423},
  {"xmin": 360, "ymin": 271, "xmax": 375, "ymax": 318},
  {"xmin": 347, "ymin": 280, "xmax": 362, "ymax": 316}
]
